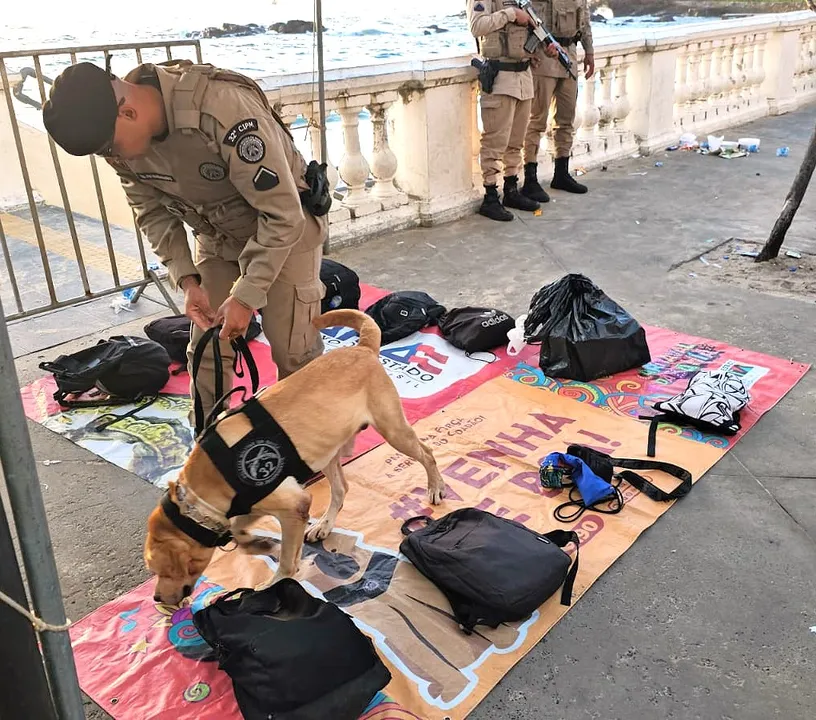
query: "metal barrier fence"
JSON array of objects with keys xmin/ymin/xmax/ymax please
[{"xmin": 0, "ymin": 40, "xmax": 203, "ymax": 322}]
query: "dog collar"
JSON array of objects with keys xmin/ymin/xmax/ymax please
[{"xmin": 160, "ymin": 491, "xmax": 232, "ymax": 548}]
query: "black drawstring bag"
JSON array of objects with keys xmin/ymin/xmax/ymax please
[
  {"xmin": 437, "ymin": 306, "xmax": 516, "ymax": 353},
  {"xmin": 320, "ymin": 259, "xmax": 361, "ymax": 314},
  {"xmin": 399, "ymin": 508, "xmax": 579, "ymax": 634},
  {"xmin": 365, "ymin": 291, "xmax": 446, "ymax": 345},
  {"xmin": 524, "ymin": 274, "xmax": 651, "ymax": 382},
  {"xmin": 192, "ymin": 579, "xmax": 391, "ymax": 720}
]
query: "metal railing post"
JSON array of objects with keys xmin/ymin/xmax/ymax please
[
  {"xmin": 0, "ymin": 296, "xmax": 85, "ymax": 720},
  {"xmin": 0, "ymin": 489, "xmax": 58, "ymax": 720}
]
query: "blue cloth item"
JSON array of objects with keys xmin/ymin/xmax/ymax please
[{"xmin": 540, "ymin": 452, "xmax": 617, "ymax": 506}]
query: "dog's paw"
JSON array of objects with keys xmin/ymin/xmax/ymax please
[
  {"xmin": 428, "ymin": 482, "xmax": 446, "ymax": 506},
  {"xmin": 305, "ymin": 521, "xmax": 332, "ymax": 543}
]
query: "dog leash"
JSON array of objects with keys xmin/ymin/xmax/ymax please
[{"xmin": 191, "ymin": 325, "xmax": 260, "ymax": 435}]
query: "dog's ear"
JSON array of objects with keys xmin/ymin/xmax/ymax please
[{"xmin": 167, "ymin": 479, "xmax": 178, "ymax": 499}]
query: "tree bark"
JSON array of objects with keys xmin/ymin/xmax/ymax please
[{"xmin": 756, "ymin": 119, "xmax": 816, "ymax": 262}]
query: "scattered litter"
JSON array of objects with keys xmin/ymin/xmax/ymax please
[
  {"xmin": 654, "ymin": 161, "xmax": 664, "ymax": 167},
  {"xmin": 629, "ymin": 172, "xmax": 648, "ymax": 176},
  {"xmin": 738, "ymin": 137, "xmax": 760, "ymax": 153},
  {"xmin": 425, "ymin": 242, "xmax": 436, "ymax": 249},
  {"xmin": 42, "ymin": 460, "xmax": 62, "ymax": 466},
  {"xmin": 756, "ymin": 173, "xmax": 761, "ymax": 176},
  {"xmin": 699, "ymin": 256, "xmax": 710, "ymax": 265},
  {"xmin": 723, "ymin": 255, "xmax": 730, "ymax": 259},
  {"xmin": 810, "ymin": 625, "xmax": 816, "ymax": 634},
  {"xmin": 397, "ymin": 241, "xmax": 404, "ymax": 244},
  {"xmin": 631, "ymin": 152, "xmax": 641, "ymax": 159},
  {"xmin": 679, "ymin": 132, "xmax": 697, "ymax": 149},
  {"xmin": 719, "ymin": 148, "xmax": 748, "ymax": 160},
  {"xmin": 705, "ymin": 238, "xmax": 715, "ymax": 243},
  {"xmin": 776, "ymin": 147, "xmax": 790, "ymax": 157},
  {"xmin": 688, "ymin": 272, "xmax": 698, "ymax": 278},
  {"xmin": 737, "ymin": 249, "xmax": 760, "ymax": 257},
  {"xmin": 786, "ymin": 250, "xmax": 802, "ymax": 259},
  {"xmin": 110, "ymin": 296, "xmax": 134, "ymax": 314},
  {"xmin": 122, "ymin": 288, "xmax": 137, "ymax": 302},
  {"xmin": 575, "ymin": 167, "xmax": 587, "ymax": 176},
  {"xmin": 534, "ymin": 208, "xmax": 543, "ymax": 217},
  {"xmin": 601, "ymin": 165, "xmax": 608, "ymax": 171},
  {"xmin": 666, "ymin": 145, "xmax": 679, "ymax": 151},
  {"xmin": 712, "ymin": 263, "xmax": 721, "ymax": 268},
  {"xmin": 789, "ymin": 266, "xmax": 798, "ymax": 273},
  {"xmin": 708, "ymin": 135, "xmax": 724, "ymax": 153},
  {"xmin": 635, "ymin": 220, "xmax": 641, "ymax": 225},
  {"xmin": 148, "ymin": 262, "xmax": 160, "ymax": 271}
]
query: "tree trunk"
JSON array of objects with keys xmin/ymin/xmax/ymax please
[{"xmin": 756, "ymin": 120, "xmax": 816, "ymax": 262}]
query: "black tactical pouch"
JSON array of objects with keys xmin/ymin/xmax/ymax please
[{"xmin": 300, "ymin": 160, "xmax": 333, "ymax": 217}]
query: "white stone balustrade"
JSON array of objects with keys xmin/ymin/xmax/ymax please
[{"xmin": 5, "ymin": 11, "xmax": 816, "ymax": 248}]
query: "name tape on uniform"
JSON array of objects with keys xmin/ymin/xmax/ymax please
[{"xmin": 223, "ymin": 118, "xmax": 259, "ymax": 147}]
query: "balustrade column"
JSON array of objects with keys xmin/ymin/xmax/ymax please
[
  {"xmin": 367, "ymin": 101, "xmax": 408, "ymax": 208},
  {"xmin": 674, "ymin": 48, "xmax": 690, "ymax": 128},
  {"xmin": 596, "ymin": 58, "xmax": 614, "ymax": 149},
  {"xmin": 577, "ymin": 69, "xmax": 600, "ymax": 154},
  {"xmin": 337, "ymin": 102, "xmax": 379, "ymax": 216}
]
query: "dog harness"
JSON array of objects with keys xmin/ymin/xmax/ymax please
[{"xmin": 163, "ymin": 328, "xmax": 315, "ymax": 546}]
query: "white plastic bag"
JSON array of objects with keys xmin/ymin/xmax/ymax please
[{"xmin": 506, "ymin": 314, "xmax": 528, "ymax": 356}]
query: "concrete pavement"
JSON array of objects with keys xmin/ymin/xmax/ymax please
[{"xmin": 4, "ymin": 105, "xmax": 816, "ymax": 719}]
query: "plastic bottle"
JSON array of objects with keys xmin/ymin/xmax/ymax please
[{"xmin": 776, "ymin": 147, "xmax": 790, "ymax": 157}]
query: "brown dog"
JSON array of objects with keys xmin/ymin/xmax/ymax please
[{"xmin": 144, "ymin": 309, "xmax": 446, "ymax": 604}]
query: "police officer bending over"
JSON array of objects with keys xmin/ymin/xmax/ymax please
[
  {"xmin": 42, "ymin": 60, "xmax": 330, "ymax": 422},
  {"xmin": 468, "ymin": 0, "xmax": 561, "ymax": 222}
]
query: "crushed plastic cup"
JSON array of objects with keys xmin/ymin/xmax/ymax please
[
  {"xmin": 777, "ymin": 147, "xmax": 790, "ymax": 157},
  {"xmin": 122, "ymin": 288, "xmax": 137, "ymax": 302},
  {"xmin": 506, "ymin": 314, "xmax": 528, "ymax": 356},
  {"xmin": 679, "ymin": 132, "xmax": 697, "ymax": 148},
  {"xmin": 738, "ymin": 137, "xmax": 760, "ymax": 152},
  {"xmin": 707, "ymin": 135, "xmax": 724, "ymax": 153}
]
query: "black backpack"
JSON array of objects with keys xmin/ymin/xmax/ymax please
[
  {"xmin": 320, "ymin": 259, "xmax": 361, "ymax": 314},
  {"xmin": 192, "ymin": 579, "xmax": 391, "ymax": 720},
  {"xmin": 399, "ymin": 508, "xmax": 579, "ymax": 633},
  {"xmin": 365, "ymin": 291, "xmax": 446, "ymax": 345},
  {"xmin": 39, "ymin": 335, "xmax": 170, "ymax": 407},
  {"xmin": 144, "ymin": 314, "xmax": 262, "ymax": 364},
  {"xmin": 438, "ymin": 306, "xmax": 516, "ymax": 353}
]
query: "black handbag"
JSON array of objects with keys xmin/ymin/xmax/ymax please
[{"xmin": 399, "ymin": 508, "xmax": 579, "ymax": 633}]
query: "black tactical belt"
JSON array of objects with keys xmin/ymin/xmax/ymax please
[{"xmin": 494, "ymin": 60, "xmax": 530, "ymax": 72}]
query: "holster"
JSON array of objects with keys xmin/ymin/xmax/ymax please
[{"xmin": 471, "ymin": 58, "xmax": 500, "ymax": 94}]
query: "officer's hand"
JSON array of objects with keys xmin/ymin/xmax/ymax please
[
  {"xmin": 215, "ymin": 296, "xmax": 254, "ymax": 341},
  {"xmin": 545, "ymin": 42, "xmax": 562, "ymax": 58},
  {"xmin": 182, "ymin": 277, "xmax": 216, "ymax": 331},
  {"xmin": 512, "ymin": 8, "xmax": 534, "ymax": 26},
  {"xmin": 584, "ymin": 53, "xmax": 596, "ymax": 79}
]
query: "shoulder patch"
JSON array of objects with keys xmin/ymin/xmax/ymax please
[
  {"xmin": 236, "ymin": 135, "xmax": 266, "ymax": 164},
  {"xmin": 135, "ymin": 172, "xmax": 175, "ymax": 182},
  {"xmin": 475, "ymin": 2, "xmax": 485, "ymax": 10},
  {"xmin": 199, "ymin": 162, "xmax": 227, "ymax": 181},
  {"xmin": 223, "ymin": 118, "xmax": 259, "ymax": 146},
  {"xmin": 252, "ymin": 166, "xmax": 279, "ymax": 192}
]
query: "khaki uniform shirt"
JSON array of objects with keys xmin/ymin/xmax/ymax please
[
  {"xmin": 531, "ymin": 0, "xmax": 594, "ymax": 78},
  {"xmin": 467, "ymin": 0, "xmax": 534, "ymax": 101},
  {"xmin": 107, "ymin": 61, "xmax": 321, "ymax": 310}
]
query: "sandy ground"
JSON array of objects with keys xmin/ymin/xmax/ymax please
[{"xmin": 678, "ymin": 238, "xmax": 816, "ymax": 302}]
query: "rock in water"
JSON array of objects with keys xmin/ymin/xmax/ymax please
[
  {"xmin": 269, "ymin": 20, "xmax": 326, "ymax": 34},
  {"xmin": 424, "ymin": 24, "xmax": 449, "ymax": 33},
  {"xmin": 199, "ymin": 23, "xmax": 267, "ymax": 38}
]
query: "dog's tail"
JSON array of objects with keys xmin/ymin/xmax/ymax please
[{"xmin": 312, "ymin": 309, "xmax": 382, "ymax": 352}]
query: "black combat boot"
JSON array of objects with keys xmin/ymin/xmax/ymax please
[
  {"xmin": 551, "ymin": 156, "xmax": 588, "ymax": 194},
  {"xmin": 502, "ymin": 175, "xmax": 540, "ymax": 212},
  {"xmin": 521, "ymin": 162, "xmax": 550, "ymax": 203},
  {"xmin": 479, "ymin": 184, "xmax": 514, "ymax": 222}
]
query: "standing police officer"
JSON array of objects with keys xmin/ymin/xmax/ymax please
[
  {"xmin": 468, "ymin": 0, "xmax": 560, "ymax": 222},
  {"xmin": 521, "ymin": 0, "xmax": 594, "ymax": 202},
  {"xmin": 42, "ymin": 60, "xmax": 329, "ymax": 422}
]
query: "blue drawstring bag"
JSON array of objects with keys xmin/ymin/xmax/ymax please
[{"xmin": 539, "ymin": 452, "xmax": 624, "ymax": 522}]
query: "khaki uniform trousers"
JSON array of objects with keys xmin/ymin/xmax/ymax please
[
  {"xmin": 187, "ymin": 213, "xmax": 325, "ymax": 422},
  {"xmin": 479, "ymin": 94, "xmax": 533, "ymax": 186},
  {"xmin": 523, "ymin": 74, "xmax": 579, "ymax": 163}
]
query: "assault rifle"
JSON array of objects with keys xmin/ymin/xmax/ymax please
[{"xmin": 515, "ymin": 0, "xmax": 577, "ymax": 80}]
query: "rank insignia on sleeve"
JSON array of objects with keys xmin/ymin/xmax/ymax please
[
  {"xmin": 252, "ymin": 166, "xmax": 279, "ymax": 191},
  {"xmin": 223, "ymin": 118, "xmax": 259, "ymax": 146},
  {"xmin": 237, "ymin": 135, "xmax": 266, "ymax": 164}
]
